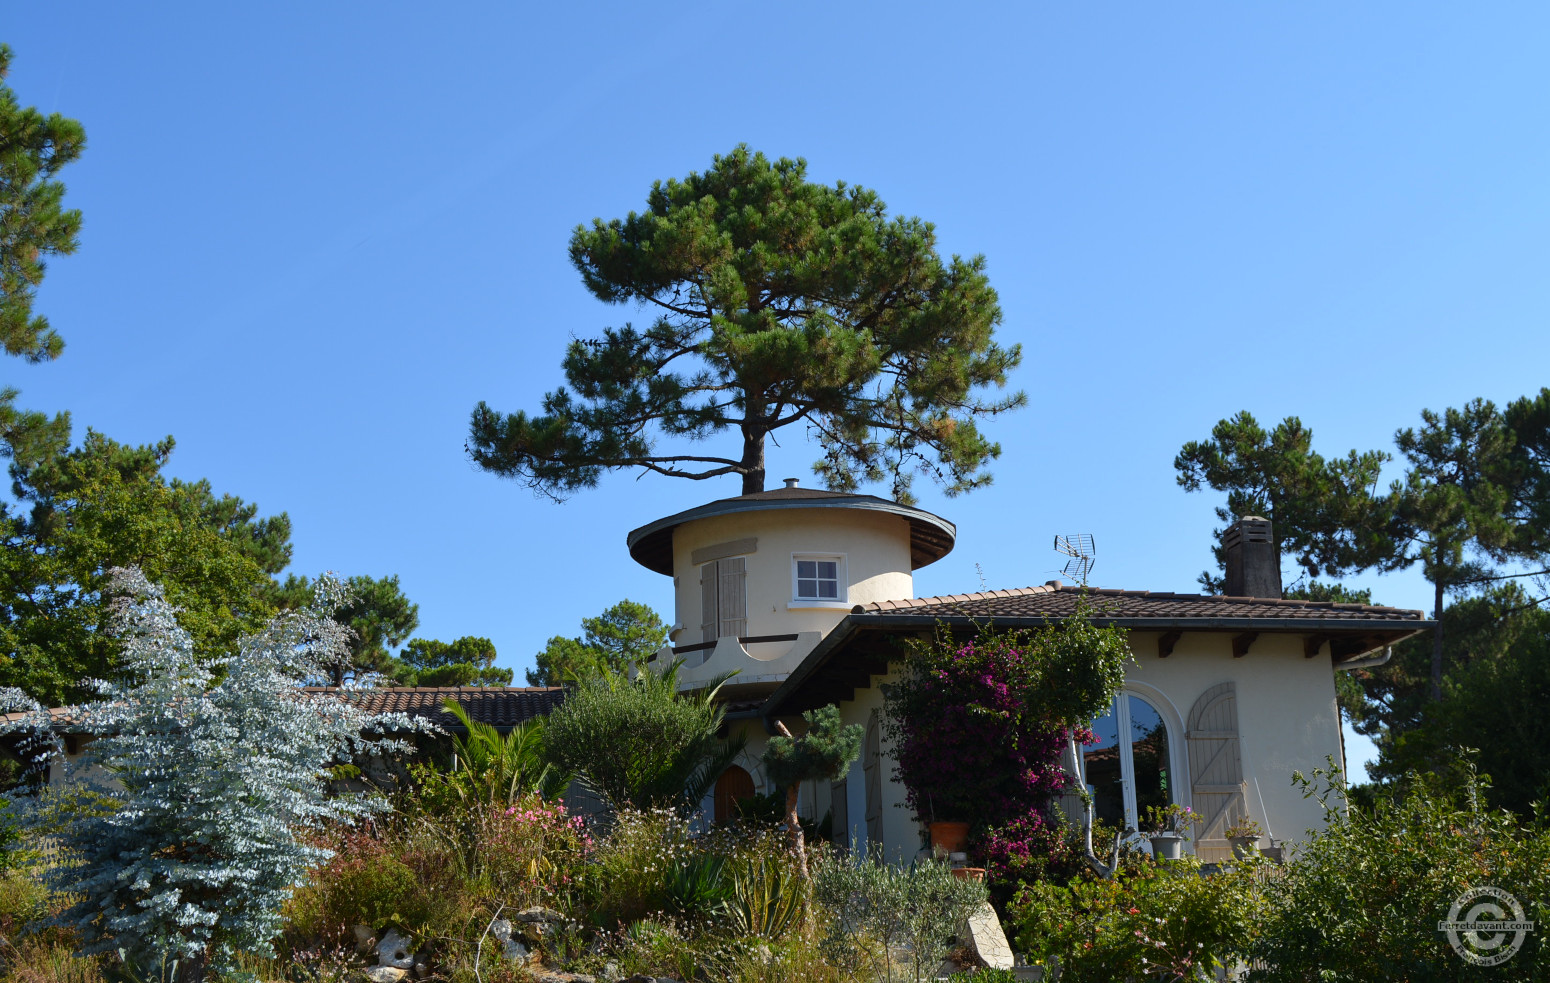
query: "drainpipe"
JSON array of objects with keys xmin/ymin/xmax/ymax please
[{"xmin": 1336, "ymin": 646, "xmax": 1392, "ymax": 672}]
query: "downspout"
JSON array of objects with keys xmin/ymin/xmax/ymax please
[{"xmin": 1336, "ymin": 645, "xmax": 1393, "ymax": 672}]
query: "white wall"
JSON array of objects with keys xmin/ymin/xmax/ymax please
[
  {"xmin": 1124, "ymin": 632, "xmax": 1343, "ymax": 857},
  {"xmin": 668, "ymin": 508, "xmax": 914, "ymax": 641}
]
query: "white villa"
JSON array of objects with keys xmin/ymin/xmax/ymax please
[{"xmin": 628, "ymin": 481, "xmax": 1428, "ymax": 862}]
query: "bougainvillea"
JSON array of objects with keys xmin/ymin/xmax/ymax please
[{"xmin": 884, "ymin": 613, "xmax": 1131, "ymax": 887}]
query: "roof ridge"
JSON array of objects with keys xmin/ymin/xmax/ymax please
[{"xmin": 856, "ymin": 583, "xmax": 1056, "ymax": 613}]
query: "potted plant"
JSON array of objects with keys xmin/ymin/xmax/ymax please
[
  {"xmin": 1142, "ymin": 803, "xmax": 1199, "ymax": 860},
  {"xmin": 929, "ymin": 820, "xmax": 971, "ymax": 854},
  {"xmin": 1223, "ymin": 816, "xmax": 1265, "ymax": 859}
]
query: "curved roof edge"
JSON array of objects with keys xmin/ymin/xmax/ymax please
[{"xmin": 625, "ymin": 488, "xmax": 956, "ymax": 576}]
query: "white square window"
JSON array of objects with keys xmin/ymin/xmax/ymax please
[{"xmin": 793, "ymin": 556, "xmax": 843, "ymax": 601}]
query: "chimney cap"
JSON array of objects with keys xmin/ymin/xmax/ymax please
[
  {"xmin": 783, "ymin": 477, "xmax": 800, "ymax": 488},
  {"xmin": 1045, "ymin": 579, "xmax": 1063, "ymax": 588}
]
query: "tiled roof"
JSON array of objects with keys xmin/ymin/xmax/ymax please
[
  {"xmin": 3, "ymin": 687, "xmax": 566, "ymax": 734},
  {"xmin": 856, "ymin": 584, "xmax": 1426, "ymax": 623},
  {"xmin": 302, "ymin": 686, "xmax": 566, "ymax": 730}
]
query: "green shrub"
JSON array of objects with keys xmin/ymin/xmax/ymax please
[
  {"xmin": 475, "ymin": 796, "xmax": 592, "ymax": 910},
  {"xmin": 542, "ymin": 661, "xmax": 742, "ymax": 813},
  {"xmin": 583, "ymin": 808, "xmax": 699, "ymax": 927},
  {"xmin": 0, "ymin": 938, "xmax": 104, "ymax": 983},
  {"xmin": 1244, "ymin": 762, "xmax": 1550, "ymax": 980},
  {"xmin": 814, "ymin": 848, "xmax": 988, "ymax": 983},
  {"xmin": 285, "ymin": 828, "xmax": 466, "ymax": 946},
  {"xmin": 0, "ymin": 868, "xmax": 51, "ymax": 936},
  {"xmin": 1006, "ymin": 852, "xmax": 1263, "ymax": 981}
]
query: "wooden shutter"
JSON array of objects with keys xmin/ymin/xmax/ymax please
[
  {"xmin": 1187, "ymin": 682, "xmax": 1247, "ymax": 859},
  {"xmin": 830, "ymin": 775, "xmax": 849, "ymax": 849},
  {"xmin": 700, "ymin": 562, "xmax": 719, "ymax": 643},
  {"xmin": 718, "ymin": 556, "xmax": 747, "ymax": 638},
  {"xmin": 864, "ymin": 709, "xmax": 883, "ymax": 847}
]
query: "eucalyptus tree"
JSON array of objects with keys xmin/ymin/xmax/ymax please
[{"xmin": 0, "ymin": 569, "xmax": 427, "ymax": 980}]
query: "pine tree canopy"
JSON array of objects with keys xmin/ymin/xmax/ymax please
[
  {"xmin": 1174, "ymin": 411, "xmax": 1395, "ymax": 590},
  {"xmin": 0, "ymin": 44, "xmax": 84, "ymax": 478},
  {"xmin": 468, "ymin": 145, "xmax": 1024, "ymax": 502}
]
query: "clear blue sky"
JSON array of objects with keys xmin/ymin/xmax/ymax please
[{"xmin": 7, "ymin": 4, "xmax": 1548, "ymax": 776}]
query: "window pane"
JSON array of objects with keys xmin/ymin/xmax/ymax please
[
  {"xmin": 1128, "ymin": 695, "xmax": 1171, "ymax": 819},
  {"xmin": 819, "ymin": 580, "xmax": 838, "ymax": 599},
  {"xmin": 798, "ymin": 579, "xmax": 818, "ymax": 597},
  {"xmin": 818, "ymin": 561, "xmax": 838, "ymax": 580},
  {"xmin": 1082, "ymin": 699, "xmax": 1125, "ymax": 828},
  {"xmin": 797, "ymin": 560, "xmax": 816, "ymax": 579}
]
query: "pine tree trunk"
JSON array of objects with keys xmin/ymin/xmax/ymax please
[
  {"xmin": 784, "ymin": 782, "xmax": 808, "ymax": 880},
  {"xmin": 1430, "ymin": 578, "xmax": 1445, "ymax": 701},
  {"xmin": 741, "ymin": 422, "xmax": 766, "ymax": 495}
]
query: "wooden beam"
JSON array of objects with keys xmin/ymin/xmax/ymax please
[
  {"xmin": 1157, "ymin": 630, "xmax": 1183, "ymax": 658},
  {"xmin": 1231, "ymin": 632, "xmax": 1259, "ymax": 658},
  {"xmin": 1303, "ymin": 635, "xmax": 1332, "ymax": 659}
]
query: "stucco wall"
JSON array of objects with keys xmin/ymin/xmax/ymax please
[
  {"xmin": 1122, "ymin": 631, "xmax": 1344, "ymax": 856},
  {"xmin": 762, "ymin": 630, "xmax": 1345, "ymax": 863},
  {"xmin": 668, "ymin": 508, "xmax": 914, "ymax": 641}
]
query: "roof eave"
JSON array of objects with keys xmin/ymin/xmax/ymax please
[{"xmin": 760, "ymin": 614, "xmax": 1431, "ymax": 719}]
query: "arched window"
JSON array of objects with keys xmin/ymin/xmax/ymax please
[
  {"xmin": 713, "ymin": 765, "xmax": 756, "ymax": 823},
  {"xmin": 1081, "ymin": 693, "xmax": 1174, "ymax": 831}
]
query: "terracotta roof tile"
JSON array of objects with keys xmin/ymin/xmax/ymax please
[
  {"xmin": 301, "ymin": 686, "xmax": 566, "ymax": 729},
  {"xmin": 853, "ymin": 585, "xmax": 1425, "ymax": 622}
]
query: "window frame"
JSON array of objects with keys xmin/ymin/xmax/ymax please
[
  {"xmin": 789, "ymin": 552, "xmax": 848, "ymax": 608},
  {"xmin": 1079, "ymin": 688, "xmax": 1189, "ymax": 836}
]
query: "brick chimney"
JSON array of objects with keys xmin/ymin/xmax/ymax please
[{"xmin": 1222, "ymin": 516, "xmax": 1281, "ymax": 598}]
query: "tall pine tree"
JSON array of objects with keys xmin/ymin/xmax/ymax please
[{"xmin": 469, "ymin": 146, "xmax": 1023, "ymax": 503}]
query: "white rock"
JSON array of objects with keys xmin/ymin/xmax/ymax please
[
  {"xmin": 364, "ymin": 968, "xmax": 407, "ymax": 983},
  {"xmin": 963, "ymin": 901, "xmax": 1014, "ymax": 970},
  {"xmin": 377, "ymin": 928, "xmax": 415, "ymax": 970},
  {"xmin": 503, "ymin": 938, "xmax": 534, "ymax": 964},
  {"xmin": 489, "ymin": 917, "xmax": 514, "ymax": 943}
]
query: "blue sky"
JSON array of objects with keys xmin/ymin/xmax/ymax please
[{"xmin": 7, "ymin": 4, "xmax": 1548, "ymax": 777}]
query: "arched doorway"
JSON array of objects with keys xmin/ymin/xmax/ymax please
[{"xmin": 713, "ymin": 764, "xmax": 756, "ymax": 822}]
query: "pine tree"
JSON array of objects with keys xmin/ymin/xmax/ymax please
[
  {"xmin": 1174, "ymin": 411, "xmax": 1394, "ymax": 591},
  {"xmin": 393, "ymin": 635, "xmax": 512, "ymax": 686},
  {"xmin": 529, "ymin": 599, "xmax": 668, "ymax": 686},
  {"xmin": 0, "ymin": 43, "xmax": 84, "ymax": 478},
  {"xmin": 762, "ymin": 704, "xmax": 862, "ymax": 879},
  {"xmin": 468, "ymin": 146, "xmax": 1023, "ymax": 502}
]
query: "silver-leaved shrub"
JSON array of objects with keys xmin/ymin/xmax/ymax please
[{"xmin": 0, "ymin": 567, "xmax": 429, "ymax": 978}]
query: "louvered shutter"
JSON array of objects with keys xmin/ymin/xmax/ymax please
[
  {"xmin": 830, "ymin": 775, "xmax": 849, "ymax": 849},
  {"xmin": 864, "ymin": 709, "xmax": 883, "ymax": 846},
  {"xmin": 700, "ymin": 563, "xmax": 719, "ymax": 643},
  {"xmin": 1187, "ymin": 682, "xmax": 1247, "ymax": 860},
  {"xmin": 718, "ymin": 556, "xmax": 747, "ymax": 638}
]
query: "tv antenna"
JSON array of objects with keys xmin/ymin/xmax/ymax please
[{"xmin": 1053, "ymin": 533, "xmax": 1097, "ymax": 582}]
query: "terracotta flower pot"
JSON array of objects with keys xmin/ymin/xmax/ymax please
[
  {"xmin": 952, "ymin": 867, "xmax": 986, "ymax": 882},
  {"xmin": 929, "ymin": 821, "xmax": 970, "ymax": 854}
]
